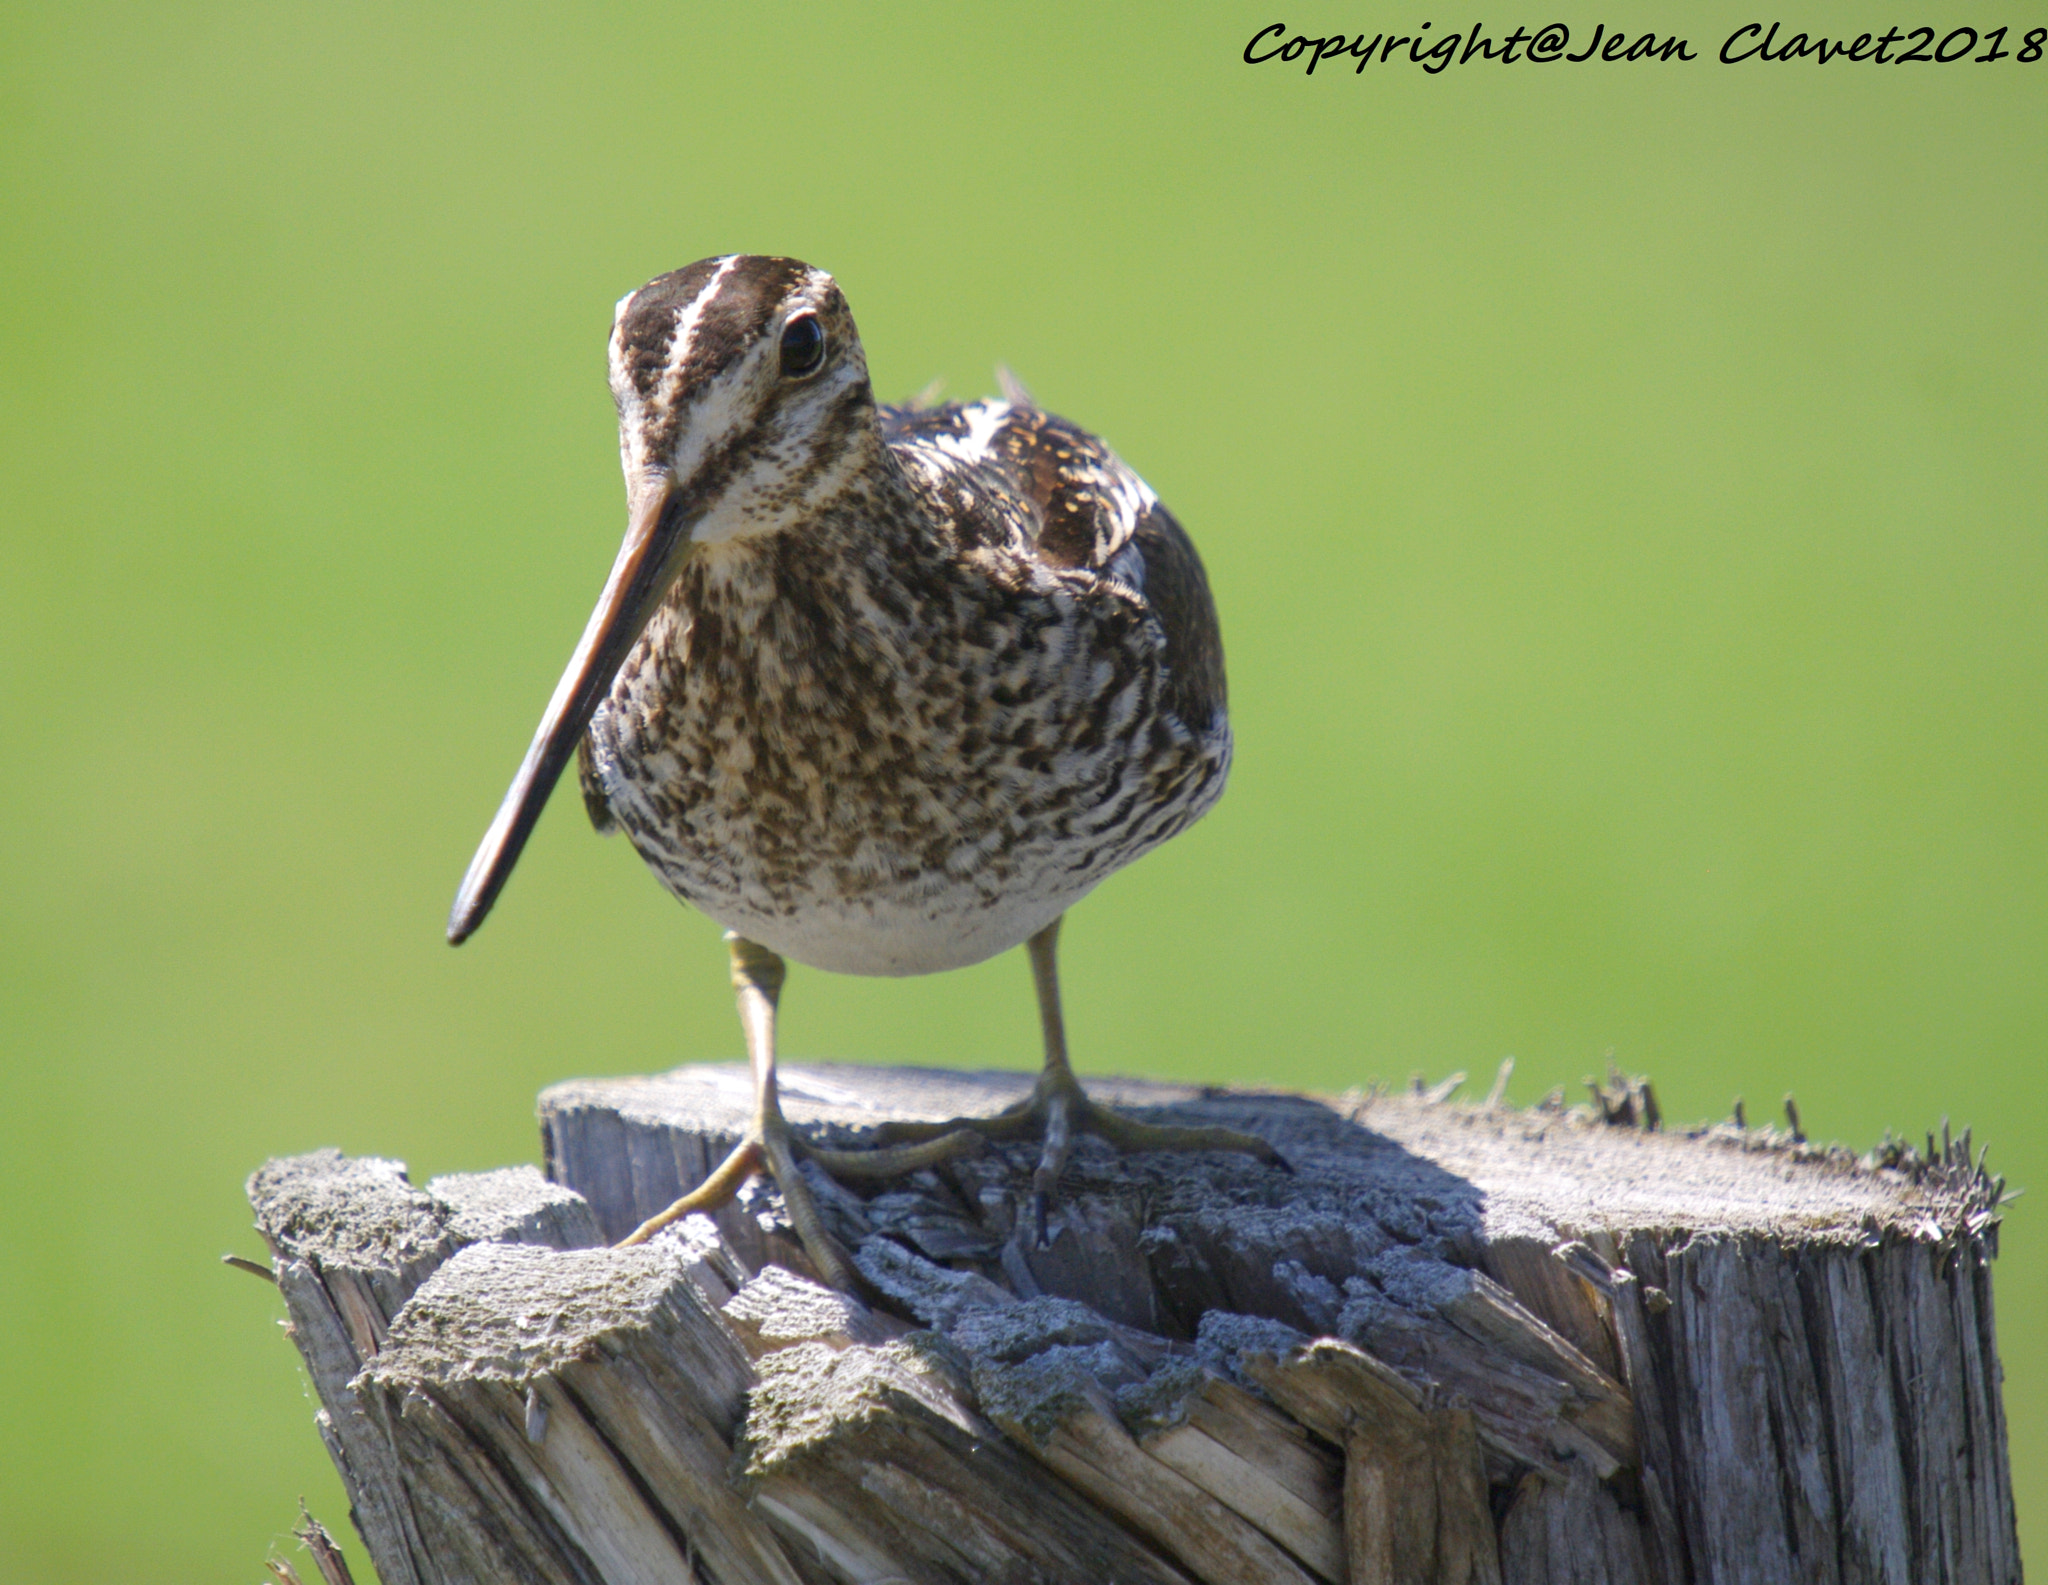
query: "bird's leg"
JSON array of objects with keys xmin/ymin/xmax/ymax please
[
  {"xmin": 1025, "ymin": 917, "xmax": 1087, "ymax": 1242},
  {"xmin": 617, "ymin": 934, "xmax": 860, "ymax": 1288},
  {"xmin": 619, "ymin": 919, "xmax": 1284, "ymax": 1269},
  {"xmin": 617, "ymin": 935, "xmax": 983, "ymax": 1288},
  {"xmin": 874, "ymin": 916, "xmax": 1285, "ymax": 1245},
  {"xmin": 1023, "ymin": 917, "xmax": 1288, "ymax": 1239},
  {"xmin": 729, "ymin": 936, "xmax": 864, "ymax": 1290}
]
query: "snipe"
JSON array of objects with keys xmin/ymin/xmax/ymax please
[{"xmin": 449, "ymin": 255, "xmax": 1280, "ymax": 1289}]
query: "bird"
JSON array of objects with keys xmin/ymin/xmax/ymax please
[{"xmin": 447, "ymin": 254, "xmax": 1281, "ymax": 1290}]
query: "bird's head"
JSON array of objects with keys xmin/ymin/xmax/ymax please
[
  {"xmin": 448, "ymin": 254, "xmax": 874, "ymax": 943},
  {"xmin": 611, "ymin": 254, "xmax": 877, "ymax": 546}
]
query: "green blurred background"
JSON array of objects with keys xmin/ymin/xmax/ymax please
[{"xmin": 3, "ymin": 3, "xmax": 2041, "ymax": 1577}]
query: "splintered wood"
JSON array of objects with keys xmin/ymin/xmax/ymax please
[{"xmin": 248, "ymin": 1065, "xmax": 2017, "ymax": 1584}]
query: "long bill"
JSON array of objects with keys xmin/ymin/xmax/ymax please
[{"xmin": 447, "ymin": 481, "xmax": 685, "ymax": 944}]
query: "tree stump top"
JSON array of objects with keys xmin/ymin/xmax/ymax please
[{"xmin": 542, "ymin": 1062, "xmax": 1988, "ymax": 1248}]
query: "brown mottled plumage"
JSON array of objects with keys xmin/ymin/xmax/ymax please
[{"xmin": 451, "ymin": 256, "xmax": 1278, "ymax": 1288}]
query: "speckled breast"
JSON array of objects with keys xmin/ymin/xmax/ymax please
[{"xmin": 582, "ymin": 533, "xmax": 1229, "ymax": 976}]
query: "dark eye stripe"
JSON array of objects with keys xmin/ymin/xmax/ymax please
[{"xmin": 780, "ymin": 314, "xmax": 826, "ymax": 378}]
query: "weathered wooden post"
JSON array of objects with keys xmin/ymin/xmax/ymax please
[{"xmin": 248, "ymin": 1063, "xmax": 2018, "ymax": 1584}]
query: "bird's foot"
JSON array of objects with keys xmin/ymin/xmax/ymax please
[
  {"xmin": 614, "ymin": 1110, "xmax": 985, "ymax": 1291},
  {"xmin": 873, "ymin": 1068, "xmax": 1285, "ymax": 1246}
]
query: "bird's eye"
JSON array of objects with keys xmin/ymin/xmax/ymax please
[{"xmin": 779, "ymin": 314, "xmax": 826, "ymax": 378}]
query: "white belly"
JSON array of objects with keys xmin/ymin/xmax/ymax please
[{"xmin": 693, "ymin": 881, "xmax": 1090, "ymax": 976}]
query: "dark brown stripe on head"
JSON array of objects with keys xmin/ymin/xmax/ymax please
[
  {"xmin": 670, "ymin": 255, "xmax": 811, "ymax": 392},
  {"xmin": 616, "ymin": 255, "xmax": 817, "ymax": 405},
  {"xmin": 615, "ymin": 257, "xmax": 731, "ymax": 401}
]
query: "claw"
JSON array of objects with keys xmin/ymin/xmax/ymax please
[
  {"xmin": 617, "ymin": 1135, "xmax": 762, "ymax": 1247},
  {"xmin": 1028, "ymin": 1082, "xmax": 1077, "ymax": 1248},
  {"xmin": 803, "ymin": 1128, "xmax": 986, "ymax": 1179},
  {"xmin": 871, "ymin": 1094, "xmax": 1037, "ymax": 1146}
]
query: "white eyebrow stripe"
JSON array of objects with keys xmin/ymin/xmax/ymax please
[{"xmin": 655, "ymin": 254, "xmax": 744, "ymax": 414}]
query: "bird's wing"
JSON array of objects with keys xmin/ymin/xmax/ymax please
[
  {"xmin": 882, "ymin": 397, "xmax": 1226, "ymax": 732},
  {"xmin": 1123, "ymin": 496, "xmax": 1227, "ymax": 732},
  {"xmin": 574, "ymin": 734, "xmax": 617, "ymax": 833}
]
